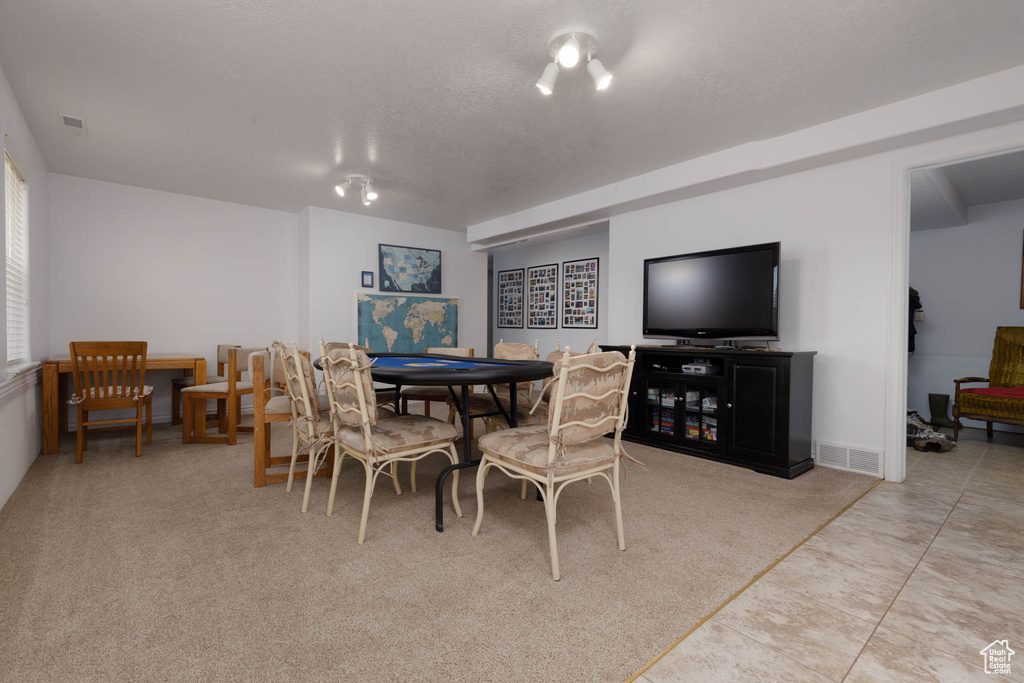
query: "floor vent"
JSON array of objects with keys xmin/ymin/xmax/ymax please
[{"xmin": 814, "ymin": 441, "xmax": 882, "ymax": 476}]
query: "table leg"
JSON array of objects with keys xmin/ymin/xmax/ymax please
[
  {"xmin": 58, "ymin": 373, "xmax": 69, "ymax": 434},
  {"xmin": 194, "ymin": 359, "xmax": 208, "ymax": 439},
  {"xmin": 253, "ymin": 355, "xmax": 267, "ymax": 488},
  {"xmin": 436, "ymin": 384, "xmax": 475, "ymax": 532},
  {"xmin": 394, "ymin": 384, "xmax": 403, "ymax": 414},
  {"xmin": 42, "ymin": 364, "xmax": 59, "ymax": 455}
]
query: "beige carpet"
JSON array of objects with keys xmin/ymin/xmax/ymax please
[{"xmin": 0, "ymin": 421, "xmax": 876, "ymax": 682}]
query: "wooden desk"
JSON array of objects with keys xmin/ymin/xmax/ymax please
[{"xmin": 41, "ymin": 353, "xmax": 206, "ymax": 455}]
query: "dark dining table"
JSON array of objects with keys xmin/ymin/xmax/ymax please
[{"xmin": 315, "ymin": 353, "xmax": 553, "ymax": 531}]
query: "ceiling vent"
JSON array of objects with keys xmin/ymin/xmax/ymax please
[
  {"xmin": 59, "ymin": 114, "xmax": 87, "ymax": 136},
  {"xmin": 815, "ymin": 440, "xmax": 882, "ymax": 477}
]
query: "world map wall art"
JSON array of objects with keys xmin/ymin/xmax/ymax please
[
  {"xmin": 356, "ymin": 293, "xmax": 458, "ymax": 353},
  {"xmin": 378, "ymin": 243, "xmax": 442, "ymax": 293},
  {"xmin": 497, "ymin": 268, "xmax": 524, "ymax": 328},
  {"xmin": 562, "ymin": 257, "xmax": 599, "ymax": 329},
  {"xmin": 527, "ymin": 263, "xmax": 558, "ymax": 329}
]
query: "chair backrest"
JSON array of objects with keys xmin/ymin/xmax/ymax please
[
  {"xmin": 324, "ymin": 341, "xmax": 371, "ymax": 354},
  {"xmin": 229, "ymin": 346, "xmax": 268, "ymax": 386},
  {"xmin": 280, "ymin": 342, "xmax": 324, "ymax": 440},
  {"xmin": 426, "ymin": 347, "xmax": 474, "ymax": 358},
  {"xmin": 68, "ymin": 341, "xmax": 148, "ymax": 404},
  {"xmin": 251, "ymin": 345, "xmax": 289, "ymax": 391},
  {"xmin": 320, "ymin": 341, "xmax": 380, "ymax": 450},
  {"xmin": 494, "ymin": 339, "xmax": 539, "ymax": 361},
  {"xmin": 548, "ymin": 348, "xmax": 636, "ymax": 461},
  {"xmin": 217, "ymin": 344, "xmax": 241, "ymax": 376},
  {"xmin": 553, "ymin": 339, "xmax": 599, "ymax": 354},
  {"xmin": 538, "ymin": 347, "xmax": 589, "ymax": 404},
  {"xmin": 989, "ymin": 327, "xmax": 1024, "ymax": 388}
]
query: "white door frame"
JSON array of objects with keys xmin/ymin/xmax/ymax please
[{"xmin": 884, "ymin": 124, "xmax": 1024, "ymax": 482}]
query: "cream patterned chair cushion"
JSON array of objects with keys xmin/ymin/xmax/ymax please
[
  {"xmin": 478, "ymin": 424, "xmax": 614, "ymax": 476},
  {"xmin": 335, "ymin": 414, "xmax": 457, "ymax": 456},
  {"xmin": 172, "ymin": 375, "xmax": 226, "ymax": 387},
  {"xmin": 181, "ymin": 381, "xmax": 254, "ymax": 394},
  {"xmin": 324, "ymin": 348, "xmax": 381, "ymax": 427},
  {"xmin": 400, "ymin": 385, "xmax": 452, "ymax": 399},
  {"xmin": 266, "ymin": 393, "xmax": 331, "ymax": 416},
  {"xmin": 551, "ymin": 351, "xmax": 627, "ymax": 444},
  {"xmin": 74, "ymin": 385, "xmax": 154, "ymax": 400}
]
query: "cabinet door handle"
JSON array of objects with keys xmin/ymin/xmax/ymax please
[
  {"xmin": 726, "ymin": 403, "xmax": 733, "ymax": 409},
  {"xmin": 632, "ymin": 391, "xmax": 637, "ymax": 396}
]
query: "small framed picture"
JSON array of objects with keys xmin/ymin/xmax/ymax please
[{"xmin": 361, "ymin": 271, "xmax": 374, "ymax": 288}]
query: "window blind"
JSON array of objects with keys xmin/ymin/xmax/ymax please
[{"xmin": 5, "ymin": 151, "xmax": 29, "ymax": 366}]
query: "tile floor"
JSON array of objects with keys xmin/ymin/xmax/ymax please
[{"xmin": 638, "ymin": 427, "xmax": 1024, "ymax": 682}]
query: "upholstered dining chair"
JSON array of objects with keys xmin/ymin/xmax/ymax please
[
  {"xmin": 324, "ymin": 341, "xmax": 399, "ymax": 410},
  {"xmin": 953, "ymin": 326, "xmax": 1024, "ymax": 439},
  {"xmin": 444, "ymin": 339, "xmax": 540, "ymax": 437},
  {"xmin": 170, "ymin": 344, "xmax": 237, "ymax": 426},
  {"xmin": 473, "ymin": 347, "xmax": 637, "ymax": 581},
  {"xmin": 68, "ymin": 341, "xmax": 153, "ymax": 463},
  {"xmin": 400, "ymin": 347, "xmax": 476, "ymax": 417},
  {"xmin": 182, "ymin": 346, "xmax": 266, "ymax": 445},
  {"xmin": 320, "ymin": 342, "xmax": 461, "ymax": 544}
]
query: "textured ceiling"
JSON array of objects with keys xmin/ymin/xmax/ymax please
[
  {"xmin": 911, "ymin": 150, "xmax": 1024, "ymax": 231},
  {"xmin": 2, "ymin": 1, "xmax": 1024, "ymax": 230}
]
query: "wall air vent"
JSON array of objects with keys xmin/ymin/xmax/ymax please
[
  {"xmin": 815, "ymin": 440, "xmax": 882, "ymax": 477},
  {"xmin": 59, "ymin": 114, "xmax": 87, "ymax": 136}
]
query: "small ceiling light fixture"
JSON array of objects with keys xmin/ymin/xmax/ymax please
[
  {"xmin": 535, "ymin": 60, "xmax": 559, "ymax": 95},
  {"xmin": 336, "ymin": 174, "xmax": 378, "ymax": 206},
  {"xmin": 537, "ymin": 28, "xmax": 611, "ymax": 95}
]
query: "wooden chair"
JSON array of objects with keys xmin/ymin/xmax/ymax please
[
  {"xmin": 320, "ymin": 342, "xmax": 461, "ymax": 544},
  {"xmin": 954, "ymin": 326, "xmax": 1024, "ymax": 439},
  {"xmin": 473, "ymin": 347, "xmax": 637, "ymax": 580},
  {"xmin": 170, "ymin": 344, "xmax": 237, "ymax": 426},
  {"xmin": 400, "ymin": 347, "xmax": 476, "ymax": 416},
  {"xmin": 182, "ymin": 346, "xmax": 266, "ymax": 445},
  {"xmin": 68, "ymin": 341, "xmax": 153, "ymax": 463}
]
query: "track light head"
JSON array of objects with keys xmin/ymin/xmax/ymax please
[
  {"xmin": 557, "ymin": 35, "xmax": 580, "ymax": 68},
  {"xmin": 365, "ymin": 181, "xmax": 378, "ymax": 201},
  {"xmin": 536, "ymin": 61, "xmax": 559, "ymax": 95},
  {"xmin": 361, "ymin": 186, "xmax": 371, "ymax": 206},
  {"xmin": 587, "ymin": 58, "xmax": 613, "ymax": 90},
  {"xmin": 335, "ymin": 180, "xmax": 350, "ymax": 197}
]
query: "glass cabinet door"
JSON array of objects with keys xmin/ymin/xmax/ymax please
[
  {"xmin": 680, "ymin": 381, "xmax": 722, "ymax": 449},
  {"xmin": 643, "ymin": 380, "xmax": 676, "ymax": 438}
]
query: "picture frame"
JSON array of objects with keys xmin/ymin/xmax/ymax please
[
  {"xmin": 527, "ymin": 263, "xmax": 559, "ymax": 329},
  {"xmin": 361, "ymin": 271, "xmax": 374, "ymax": 288},
  {"xmin": 378, "ymin": 243, "xmax": 442, "ymax": 293},
  {"xmin": 497, "ymin": 268, "xmax": 525, "ymax": 328},
  {"xmin": 561, "ymin": 257, "xmax": 599, "ymax": 329}
]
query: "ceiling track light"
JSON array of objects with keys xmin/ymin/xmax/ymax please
[
  {"xmin": 336, "ymin": 174, "xmax": 378, "ymax": 206},
  {"xmin": 537, "ymin": 27, "xmax": 612, "ymax": 95}
]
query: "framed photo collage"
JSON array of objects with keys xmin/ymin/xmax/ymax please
[{"xmin": 497, "ymin": 257, "xmax": 599, "ymax": 330}]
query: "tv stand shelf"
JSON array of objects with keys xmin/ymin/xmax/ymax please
[{"xmin": 602, "ymin": 345, "xmax": 816, "ymax": 479}]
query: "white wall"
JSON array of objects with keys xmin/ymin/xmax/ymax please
[
  {"xmin": 48, "ymin": 174, "xmax": 299, "ymax": 423},
  {"xmin": 0, "ymin": 63, "xmax": 49, "ymax": 509},
  {"xmin": 908, "ymin": 198, "xmax": 1024, "ymax": 430},
  {"xmin": 490, "ymin": 229, "xmax": 609, "ymax": 357},
  {"xmin": 306, "ymin": 206, "xmax": 487, "ymax": 355},
  {"xmin": 609, "ymin": 155, "xmax": 894, "ymax": 454}
]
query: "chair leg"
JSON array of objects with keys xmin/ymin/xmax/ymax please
[
  {"xmin": 449, "ymin": 444, "xmax": 462, "ymax": 518},
  {"xmin": 543, "ymin": 483, "xmax": 560, "ymax": 581},
  {"xmin": 286, "ymin": 426, "xmax": 300, "ymax": 492},
  {"xmin": 410, "ymin": 460, "xmax": 417, "ymax": 493},
  {"xmin": 171, "ymin": 383, "xmax": 182, "ymax": 426},
  {"xmin": 81, "ymin": 410, "xmax": 89, "ymax": 450},
  {"xmin": 520, "ymin": 479, "xmax": 528, "ymax": 500},
  {"xmin": 401, "ymin": 396, "xmax": 408, "ymax": 414},
  {"xmin": 227, "ymin": 395, "xmax": 238, "ymax": 446},
  {"xmin": 217, "ymin": 399, "xmax": 227, "ymax": 433},
  {"xmin": 424, "ymin": 400, "xmax": 431, "ymax": 418},
  {"xmin": 145, "ymin": 397, "xmax": 152, "ymax": 444},
  {"xmin": 135, "ymin": 401, "xmax": 144, "ymax": 457},
  {"xmin": 182, "ymin": 395, "xmax": 192, "ymax": 444},
  {"xmin": 75, "ymin": 405, "xmax": 85, "ymax": 463},
  {"xmin": 613, "ymin": 458, "xmax": 626, "ymax": 552},
  {"xmin": 326, "ymin": 449, "xmax": 343, "ymax": 517},
  {"xmin": 391, "ymin": 461, "xmax": 402, "ymax": 495},
  {"xmin": 987, "ymin": 421, "xmax": 994, "ymax": 439},
  {"xmin": 472, "ymin": 458, "xmax": 489, "ymax": 536},
  {"xmin": 357, "ymin": 460, "xmax": 374, "ymax": 544},
  {"xmin": 301, "ymin": 443, "xmax": 322, "ymax": 514}
]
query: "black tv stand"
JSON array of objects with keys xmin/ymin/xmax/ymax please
[{"xmin": 601, "ymin": 345, "xmax": 816, "ymax": 479}]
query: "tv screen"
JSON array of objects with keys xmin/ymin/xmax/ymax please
[{"xmin": 643, "ymin": 242, "xmax": 780, "ymax": 340}]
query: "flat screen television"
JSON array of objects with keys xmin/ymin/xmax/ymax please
[{"xmin": 643, "ymin": 241, "xmax": 780, "ymax": 341}]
